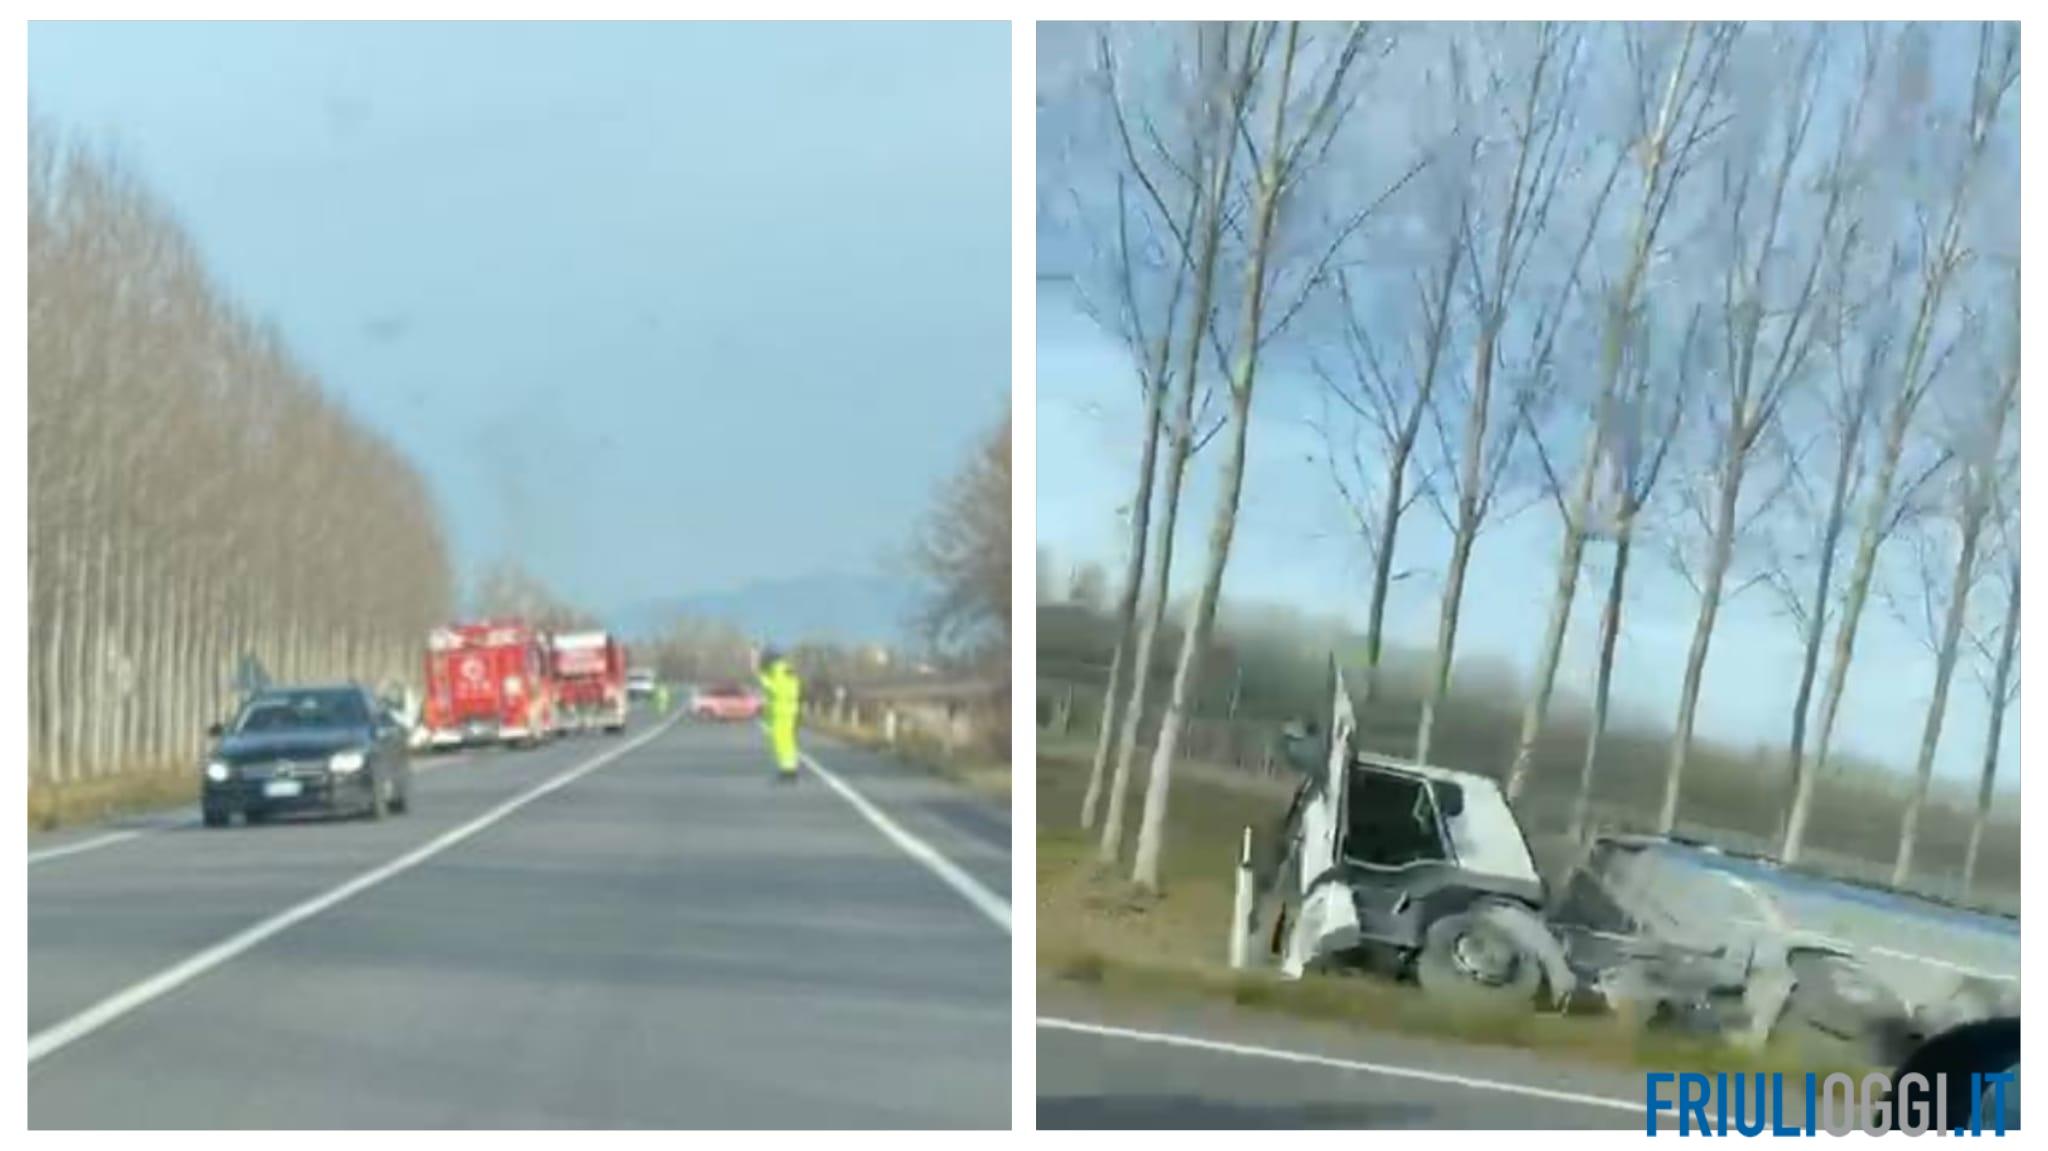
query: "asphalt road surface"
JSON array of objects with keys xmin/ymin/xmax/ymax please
[
  {"xmin": 1037, "ymin": 985, "xmax": 1650, "ymax": 1130},
  {"xmin": 28, "ymin": 713, "xmax": 1011, "ymax": 1129}
]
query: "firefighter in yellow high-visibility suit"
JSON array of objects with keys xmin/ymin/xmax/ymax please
[{"xmin": 757, "ymin": 648, "xmax": 803, "ymax": 782}]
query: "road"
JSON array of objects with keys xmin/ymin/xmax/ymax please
[
  {"xmin": 1037, "ymin": 984, "xmax": 1650, "ymax": 1130},
  {"xmin": 28, "ymin": 714, "xmax": 1011, "ymax": 1129}
]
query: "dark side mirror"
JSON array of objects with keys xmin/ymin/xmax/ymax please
[
  {"xmin": 1435, "ymin": 781, "xmax": 1466, "ymax": 818},
  {"xmin": 206, "ymin": 721, "xmax": 225, "ymax": 739}
]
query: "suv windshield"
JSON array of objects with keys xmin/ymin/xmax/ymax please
[{"xmin": 235, "ymin": 690, "xmax": 369, "ymax": 733}]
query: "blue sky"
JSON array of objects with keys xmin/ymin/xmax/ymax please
[{"xmin": 28, "ymin": 21, "xmax": 1011, "ymax": 615}]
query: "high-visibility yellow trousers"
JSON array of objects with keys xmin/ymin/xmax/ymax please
[{"xmin": 770, "ymin": 720, "xmax": 800, "ymax": 774}]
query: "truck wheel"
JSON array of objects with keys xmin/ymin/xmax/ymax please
[{"xmin": 1415, "ymin": 910, "xmax": 1544, "ymax": 1018}]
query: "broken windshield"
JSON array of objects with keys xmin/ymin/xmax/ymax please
[{"xmin": 1341, "ymin": 769, "xmax": 1449, "ymax": 869}]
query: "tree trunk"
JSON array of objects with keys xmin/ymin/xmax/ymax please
[
  {"xmin": 1781, "ymin": 421, "xmax": 1859, "ymax": 838},
  {"xmin": 1360, "ymin": 436, "xmax": 1410, "ymax": 704},
  {"xmin": 1572, "ymin": 518, "xmax": 1634, "ymax": 841},
  {"xmin": 1784, "ymin": 395, "xmax": 1913, "ymax": 862},
  {"xmin": 1894, "ymin": 504, "xmax": 1987, "ymax": 887},
  {"xmin": 1416, "ymin": 515, "xmax": 1476, "ymax": 770},
  {"xmin": 1661, "ymin": 442, "xmax": 1746, "ymax": 834},
  {"xmin": 1417, "ymin": 317, "xmax": 1497, "ymax": 768},
  {"xmin": 1508, "ymin": 492, "xmax": 1589, "ymax": 802},
  {"xmin": 1961, "ymin": 555, "xmax": 2018, "ymax": 896},
  {"xmin": 1133, "ymin": 375, "xmax": 1254, "ymax": 890},
  {"xmin": 45, "ymin": 529, "xmax": 72, "ymax": 784},
  {"xmin": 1081, "ymin": 359, "xmax": 1168, "ymax": 829}
]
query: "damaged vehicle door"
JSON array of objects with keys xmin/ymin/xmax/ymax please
[{"xmin": 1254, "ymin": 660, "xmax": 1573, "ymax": 1013}]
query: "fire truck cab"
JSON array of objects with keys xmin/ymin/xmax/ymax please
[
  {"xmin": 421, "ymin": 621, "xmax": 558, "ymax": 749},
  {"xmin": 551, "ymin": 631, "xmax": 628, "ymax": 735}
]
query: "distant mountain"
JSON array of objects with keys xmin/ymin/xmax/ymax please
[{"xmin": 614, "ymin": 572, "xmax": 920, "ymax": 648}]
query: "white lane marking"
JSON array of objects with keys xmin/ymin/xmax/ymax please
[
  {"xmin": 1037, "ymin": 1017, "xmax": 1646, "ymax": 1115},
  {"xmin": 27, "ymin": 831, "xmax": 145, "ymax": 867},
  {"xmin": 25, "ymin": 755, "xmax": 474, "ymax": 869},
  {"xmin": 27, "ymin": 715, "xmax": 681, "ymax": 1066},
  {"xmin": 800, "ymin": 749, "xmax": 1011, "ymax": 934}
]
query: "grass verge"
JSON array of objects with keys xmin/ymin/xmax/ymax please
[
  {"xmin": 29, "ymin": 770, "xmax": 196, "ymax": 833},
  {"xmin": 812, "ymin": 716, "xmax": 1010, "ymax": 805}
]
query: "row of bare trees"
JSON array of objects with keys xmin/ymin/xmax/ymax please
[
  {"xmin": 28, "ymin": 124, "xmax": 456, "ymax": 787},
  {"xmin": 1043, "ymin": 22, "xmax": 2018, "ymax": 895}
]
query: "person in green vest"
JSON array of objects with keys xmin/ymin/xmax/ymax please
[
  {"xmin": 756, "ymin": 646, "xmax": 803, "ymax": 783},
  {"xmin": 654, "ymin": 681, "xmax": 671, "ymax": 715}
]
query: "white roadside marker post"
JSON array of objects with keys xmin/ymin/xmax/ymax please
[{"xmin": 1230, "ymin": 825, "xmax": 1254, "ymax": 970}]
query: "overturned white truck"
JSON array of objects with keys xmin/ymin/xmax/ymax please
[{"xmin": 1241, "ymin": 660, "xmax": 2005, "ymax": 1067}]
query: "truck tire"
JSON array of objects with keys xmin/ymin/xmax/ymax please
[{"xmin": 1415, "ymin": 910, "xmax": 1545, "ymax": 1018}]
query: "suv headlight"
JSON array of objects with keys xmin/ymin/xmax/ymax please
[
  {"xmin": 330, "ymin": 750, "xmax": 368, "ymax": 773},
  {"xmin": 205, "ymin": 761, "xmax": 231, "ymax": 783}
]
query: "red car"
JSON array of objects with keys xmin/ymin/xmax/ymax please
[{"xmin": 691, "ymin": 683, "xmax": 762, "ymax": 722}]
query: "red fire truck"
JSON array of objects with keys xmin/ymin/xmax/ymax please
[
  {"xmin": 421, "ymin": 620, "xmax": 559, "ymax": 749},
  {"xmin": 550, "ymin": 631, "xmax": 628, "ymax": 735}
]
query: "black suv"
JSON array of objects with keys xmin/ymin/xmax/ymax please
[{"xmin": 202, "ymin": 684, "xmax": 413, "ymax": 827}]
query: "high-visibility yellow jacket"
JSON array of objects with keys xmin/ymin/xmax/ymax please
[{"xmin": 759, "ymin": 659, "xmax": 802, "ymax": 729}]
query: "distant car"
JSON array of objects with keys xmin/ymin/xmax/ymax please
[
  {"xmin": 626, "ymin": 668, "xmax": 658, "ymax": 701},
  {"xmin": 202, "ymin": 684, "xmax": 413, "ymax": 827},
  {"xmin": 691, "ymin": 682, "xmax": 761, "ymax": 722}
]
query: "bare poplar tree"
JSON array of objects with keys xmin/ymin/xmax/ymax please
[
  {"xmin": 1505, "ymin": 21, "xmax": 1726, "ymax": 803},
  {"xmin": 1414, "ymin": 22, "xmax": 1605, "ymax": 768}
]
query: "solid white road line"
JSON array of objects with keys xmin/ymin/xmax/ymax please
[
  {"xmin": 800, "ymin": 750, "xmax": 1012, "ymax": 935},
  {"xmin": 26, "ymin": 831, "xmax": 145, "ymax": 867},
  {"xmin": 1036, "ymin": 1017, "xmax": 1647, "ymax": 1115},
  {"xmin": 27, "ymin": 714, "xmax": 681, "ymax": 1066}
]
